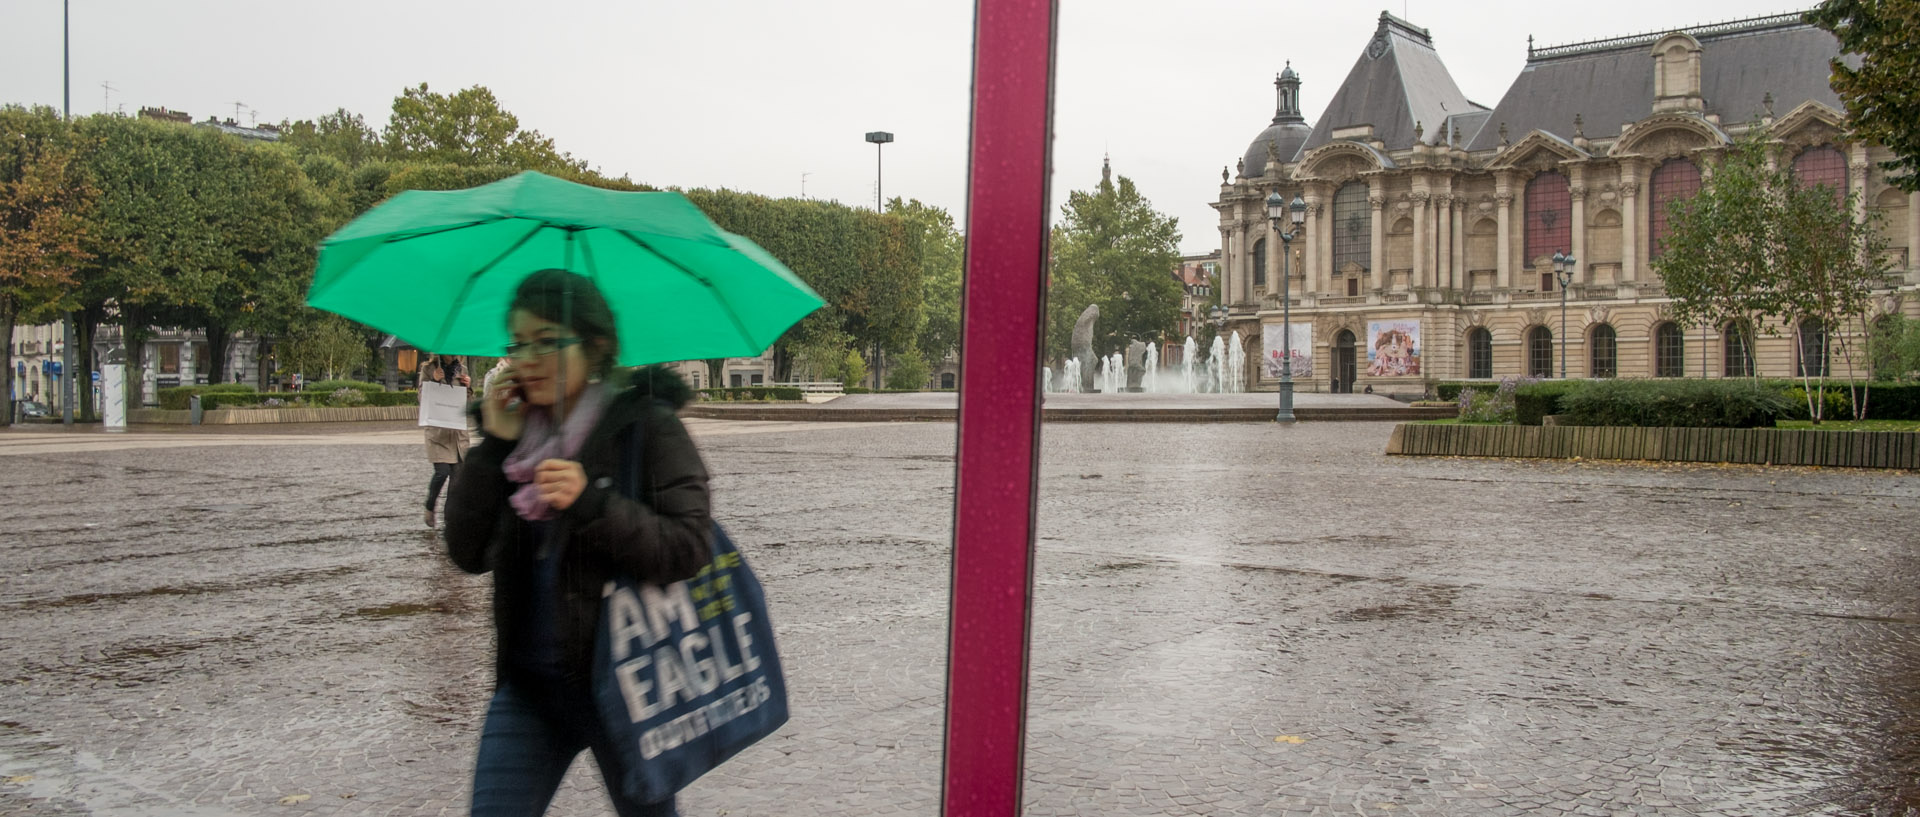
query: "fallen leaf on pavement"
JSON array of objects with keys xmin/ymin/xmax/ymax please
[
  {"xmin": 278, "ymin": 794, "xmax": 310, "ymax": 805},
  {"xmin": 1274, "ymin": 735, "xmax": 1307, "ymax": 744}
]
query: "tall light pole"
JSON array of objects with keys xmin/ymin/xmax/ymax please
[
  {"xmin": 865, "ymin": 131, "xmax": 893, "ymax": 211},
  {"xmin": 1552, "ymin": 250, "xmax": 1576, "ymax": 378},
  {"xmin": 1267, "ymin": 192, "xmax": 1306, "ymax": 423},
  {"xmin": 62, "ymin": 0, "xmax": 75, "ymax": 428}
]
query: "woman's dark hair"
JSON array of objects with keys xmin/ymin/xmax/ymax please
[{"xmin": 510, "ymin": 268, "xmax": 620, "ymax": 378}]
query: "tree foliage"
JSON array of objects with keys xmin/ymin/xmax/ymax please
[
  {"xmin": 278, "ymin": 313, "xmax": 371, "ymax": 381},
  {"xmin": 1807, "ymin": 0, "xmax": 1920, "ymax": 192},
  {"xmin": 682, "ymin": 189, "xmax": 923, "ymax": 380},
  {"xmin": 1654, "ymin": 130, "xmax": 1888, "ymax": 420},
  {"xmin": 1046, "ymin": 168, "xmax": 1182, "ymax": 360},
  {"xmin": 384, "ymin": 83, "xmax": 584, "ymax": 174},
  {"xmin": 887, "ymin": 197, "xmax": 964, "ymax": 366},
  {"xmin": 0, "ymin": 106, "xmax": 94, "ymax": 423}
]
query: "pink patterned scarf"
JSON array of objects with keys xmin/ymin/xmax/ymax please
[{"xmin": 502, "ymin": 384, "xmax": 609, "ymax": 521}]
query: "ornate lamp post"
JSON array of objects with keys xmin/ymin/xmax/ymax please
[
  {"xmin": 1267, "ymin": 191, "xmax": 1307, "ymax": 422},
  {"xmin": 1552, "ymin": 250, "xmax": 1577, "ymax": 378}
]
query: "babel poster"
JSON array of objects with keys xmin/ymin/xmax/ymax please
[{"xmin": 1261, "ymin": 323, "xmax": 1314, "ymax": 379}]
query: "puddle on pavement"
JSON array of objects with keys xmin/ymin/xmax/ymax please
[{"xmin": 352, "ymin": 602, "xmax": 443, "ymax": 619}]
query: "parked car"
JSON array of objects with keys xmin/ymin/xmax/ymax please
[{"xmin": 19, "ymin": 400, "xmax": 51, "ymax": 419}]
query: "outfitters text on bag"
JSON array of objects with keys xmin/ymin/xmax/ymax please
[{"xmin": 602, "ymin": 551, "xmax": 769, "ymax": 759}]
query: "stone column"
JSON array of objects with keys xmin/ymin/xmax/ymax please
[
  {"xmin": 1619, "ymin": 160, "xmax": 1642, "ymax": 283},
  {"xmin": 1225, "ymin": 223, "xmax": 1242, "ymax": 304},
  {"xmin": 1302, "ymin": 185, "xmax": 1323, "ymax": 294},
  {"xmin": 1909, "ymin": 191, "xmax": 1920, "ymax": 273},
  {"xmin": 1494, "ymin": 172, "xmax": 1514, "ymax": 289},
  {"xmin": 1850, "ymin": 149, "xmax": 1872, "ymax": 241},
  {"xmin": 1266, "ymin": 215, "xmax": 1282, "ymax": 300},
  {"xmin": 1367, "ymin": 177, "xmax": 1386, "ymax": 290},
  {"xmin": 1569, "ymin": 176, "xmax": 1587, "ymax": 285},
  {"xmin": 1435, "ymin": 193, "xmax": 1453, "ymax": 290},
  {"xmin": 1443, "ymin": 196, "xmax": 1459, "ymax": 289},
  {"xmin": 1412, "ymin": 190, "xmax": 1431, "ymax": 290}
]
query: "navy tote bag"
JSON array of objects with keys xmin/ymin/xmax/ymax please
[{"xmin": 592, "ymin": 419, "xmax": 789, "ymax": 802}]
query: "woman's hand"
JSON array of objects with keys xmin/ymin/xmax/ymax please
[
  {"xmin": 481, "ymin": 366, "xmax": 525, "ymax": 441},
  {"xmin": 534, "ymin": 459, "xmax": 587, "ymax": 511}
]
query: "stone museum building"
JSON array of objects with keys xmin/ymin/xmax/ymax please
[{"xmin": 1214, "ymin": 11, "xmax": 1920, "ymax": 393}]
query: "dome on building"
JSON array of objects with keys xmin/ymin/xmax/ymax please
[
  {"xmin": 1241, "ymin": 62, "xmax": 1311, "ymax": 179},
  {"xmin": 1243, "ymin": 121, "xmax": 1313, "ymax": 178}
]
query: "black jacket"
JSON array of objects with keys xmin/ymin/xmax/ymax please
[{"xmin": 444, "ymin": 366, "xmax": 713, "ymax": 693}]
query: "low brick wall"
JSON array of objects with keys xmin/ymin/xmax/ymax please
[
  {"xmin": 130, "ymin": 405, "xmax": 418, "ymax": 425},
  {"xmin": 1386, "ymin": 423, "xmax": 1920, "ymax": 469}
]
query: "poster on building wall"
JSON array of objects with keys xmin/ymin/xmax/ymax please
[
  {"xmin": 1261, "ymin": 323, "xmax": 1314, "ymax": 379},
  {"xmin": 1365, "ymin": 320, "xmax": 1421, "ymax": 377}
]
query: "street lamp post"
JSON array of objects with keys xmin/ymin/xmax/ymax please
[
  {"xmin": 1267, "ymin": 192, "xmax": 1307, "ymax": 423},
  {"xmin": 1552, "ymin": 250, "xmax": 1577, "ymax": 378},
  {"xmin": 865, "ymin": 131, "xmax": 893, "ymax": 211}
]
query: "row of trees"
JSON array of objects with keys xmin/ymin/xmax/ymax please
[
  {"xmin": 3, "ymin": 81, "xmax": 1192, "ymax": 422},
  {"xmin": 0, "ymin": 84, "xmax": 971, "ymax": 419}
]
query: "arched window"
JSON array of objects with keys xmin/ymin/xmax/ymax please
[
  {"xmin": 941, "ymin": 372, "xmax": 956, "ymax": 389},
  {"xmin": 1723, "ymin": 321, "xmax": 1754, "ymax": 377},
  {"xmin": 1251, "ymin": 237, "xmax": 1266, "ymax": 287},
  {"xmin": 1654, "ymin": 322, "xmax": 1686, "ymax": 378},
  {"xmin": 1527, "ymin": 326, "xmax": 1554, "ymax": 377},
  {"xmin": 1798, "ymin": 318, "xmax": 1829, "ymax": 377},
  {"xmin": 1590, "ymin": 324, "xmax": 1617, "ymax": 378},
  {"xmin": 1525, "ymin": 172, "xmax": 1572, "ymax": 265},
  {"xmin": 1649, "ymin": 158, "xmax": 1702, "ymax": 258},
  {"xmin": 1793, "ymin": 145, "xmax": 1848, "ymax": 205},
  {"xmin": 1332, "ymin": 182, "xmax": 1371, "ymax": 272},
  {"xmin": 1467, "ymin": 327, "xmax": 1493, "ymax": 379}
]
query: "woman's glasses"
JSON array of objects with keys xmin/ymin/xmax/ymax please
[{"xmin": 503, "ymin": 336, "xmax": 582, "ymax": 360}]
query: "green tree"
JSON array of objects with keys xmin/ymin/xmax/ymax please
[
  {"xmin": 278, "ymin": 313, "xmax": 372, "ymax": 381},
  {"xmin": 1046, "ymin": 166, "xmax": 1182, "ymax": 360},
  {"xmin": 1807, "ymin": 0, "xmax": 1920, "ymax": 192},
  {"xmin": 887, "ymin": 197, "xmax": 964, "ymax": 367},
  {"xmin": 1655, "ymin": 130, "xmax": 1888, "ymax": 421},
  {"xmin": 884, "ymin": 348, "xmax": 931, "ymax": 390},
  {"xmin": 384, "ymin": 84, "xmax": 584, "ymax": 173},
  {"xmin": 0, "ymin": 106, "xmax": 93, "ymax": 424},
  {"xmin": 280, "ymin": 108, "xmax": 383, "ymax": 168}
]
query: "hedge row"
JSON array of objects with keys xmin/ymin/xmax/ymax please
[
  {"xmin": 843, "ymin": 387, "xmax": 957, "ymax": 394},
  {"xmin": 1444, "ymin": 379, "xmax": 1920, "ymax": 424},
  {"xmin": 1554, "ymin": 380, "xmax": 1791, "ymax": 428},
  {"xmin": 179, "ymin": 388, "xmax": 420, "ymax": 410},
  {"xmin": 698, "ymin": 387, "xmax": 804, "ymax": 402},
  {"xmin": 156, "ymin": 383, "xmax": 257, "ymax": 410}
]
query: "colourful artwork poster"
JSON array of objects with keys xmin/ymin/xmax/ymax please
[
  {"xmin": 1365, "ymin": 320, "xmax": 1421, "ymax": 377},
  {"xmin": 1261, "ymin": 323, "xmax": 1314, "ymax": 379}
]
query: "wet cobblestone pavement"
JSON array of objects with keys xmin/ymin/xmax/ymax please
[{"xmin": 2, "ymin": 420, "xmax": 1918, "ymax": 816}]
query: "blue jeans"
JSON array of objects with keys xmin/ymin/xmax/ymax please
[{"xmin": 471, "ymin": 681, "xmax": 678, "ymax": 817}]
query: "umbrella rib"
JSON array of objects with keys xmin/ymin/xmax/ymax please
[
  {"xmin": 375, "ymin": 217, "xmax": 506, "ymax": 245},
  {"xmin": 614, "ymin": 230, "xmax": 761, "ymax": 353},
  {"xmin": 429, "ymin": 222, "xmax": 546, "ymax": 353}
]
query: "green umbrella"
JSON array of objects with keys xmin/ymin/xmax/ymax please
[{"xmin": 307, "ymin": 171, "xmax": 824, "ymax": 366}]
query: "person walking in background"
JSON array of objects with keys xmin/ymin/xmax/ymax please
[
  {"xmin": 443, "ymin": 269, "xmax": 713, "ymax": 816},
  {"xmin": 422, "ymin": 354, "xmax": 471, "ymax": 528}
]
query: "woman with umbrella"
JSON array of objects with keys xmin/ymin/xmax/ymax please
[{"xmin": 443, "ymin": 269, "xmax": 712, "ymax": 816}]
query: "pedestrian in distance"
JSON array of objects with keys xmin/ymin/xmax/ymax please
[
  {"xmin": 422, "ymin": 353, "xmax": 472, "ymax": 528},
  {"xmin": 443, "ymin": 268, "xmax": 714, "ymax": 817}
]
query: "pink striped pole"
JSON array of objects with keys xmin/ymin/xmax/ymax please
[{"xmin": 941, "ymin": 0, "xmax": 1057, "ymax": 815}]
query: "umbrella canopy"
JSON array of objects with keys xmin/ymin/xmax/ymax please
[{"xmin": 308, "ymin": 171, "xmax": 824, "ymax": 366}]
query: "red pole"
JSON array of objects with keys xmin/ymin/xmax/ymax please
[{"xmin": 941, "ymin": 0, "xmax": 1056, "ymax": 815}]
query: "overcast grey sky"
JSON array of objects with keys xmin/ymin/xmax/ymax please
[{"xmin": 3, "ymin": 0, "xmax": 1791, "ymax": 254}]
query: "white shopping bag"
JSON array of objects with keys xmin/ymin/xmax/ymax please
[{"xmin": 419, "ymin": 381, "xmax": 470, "ymax": 430}]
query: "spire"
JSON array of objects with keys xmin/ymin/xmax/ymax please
[
  {"xmin": 1101, "ymin": 153, "xmax": 1111, "ymax": 187},
  {"xmin": 1273, "ymin": 61, "xmax": 1306, "ymax": 125}
]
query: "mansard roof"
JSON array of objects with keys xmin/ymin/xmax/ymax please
[
  {"xmin": 1466, "ymin": 13, "xmax": 1850, "ymax": 152},
  {"xmin": 1301, "ymin": 12, "xmax": 1487, "ymax": 154}
]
